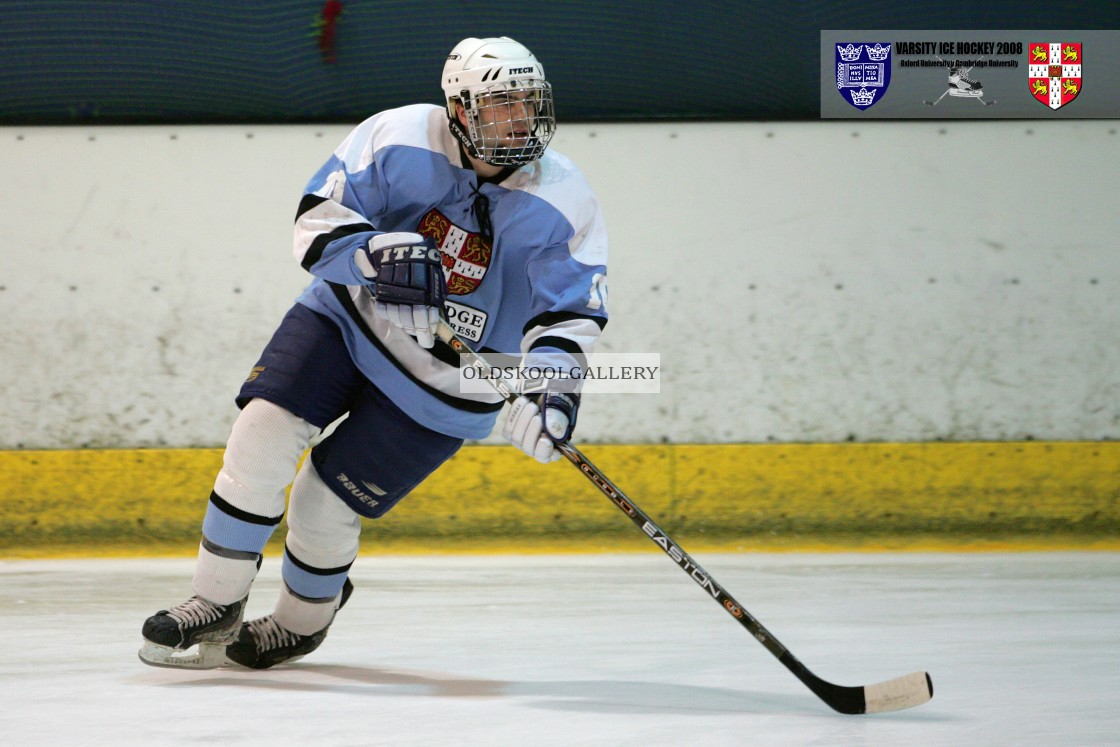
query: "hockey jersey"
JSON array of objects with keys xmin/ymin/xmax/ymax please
[{"xmin": 293, "ymin": 104, "xmax": 608, "ymax": 439}]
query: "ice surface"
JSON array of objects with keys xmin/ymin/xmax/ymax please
[{"xmin": 1, "ymin": 552, "xmax": 1117, "ymax": 746}]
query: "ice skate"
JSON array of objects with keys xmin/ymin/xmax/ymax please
[
  {"xmin": 138, "ymin": 595, "xmax": 247, "ymax": 669},
  {"xmin": 947, "ymin": 67, "xmax": 984, "ymax": 97},
  {"xmin": 923, "ymin": 58, "xmax": 995, "ymax": 106},
  {"xmin": 226, "ymin": 578, "xmax": 353, "ymax": 669}
]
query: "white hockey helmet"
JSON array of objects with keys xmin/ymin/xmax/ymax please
[{"xmin": 442, "ymin": 36, "xmax": 555, "ymax": 166}]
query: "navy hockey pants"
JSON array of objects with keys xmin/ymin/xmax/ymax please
[{"xmin": 237, "ymin": 302, "xmax": 463, "ymax": 519}]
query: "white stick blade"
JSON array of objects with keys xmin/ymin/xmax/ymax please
[{"xmin": 863, "ymin": 671, "xmax": 933, "ymax": 713}]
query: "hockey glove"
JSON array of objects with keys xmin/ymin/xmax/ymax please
[
  {"xmin": 355, "ymin": 232, "xmax": 446, "ymax": 349},
  {"xmin": 502, "ymin": 391, "xmax": 580, "ymax": 464}
]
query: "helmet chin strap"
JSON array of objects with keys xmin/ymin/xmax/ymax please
[{"xmin": 447, "ymin": 117, "xmax": 482, "ymax": 163}]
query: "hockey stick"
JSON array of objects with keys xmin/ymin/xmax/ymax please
[{"xmin": 437, "ymin": 320, "xmax": 933, "ymax": 714}]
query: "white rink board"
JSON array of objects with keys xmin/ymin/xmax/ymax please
[
  {"xmin": 0, "ymin": 122, "xmax": 1117, "ymax": 448},
  {"xmin": 1, "ymin": 553, "xmax": 1118, "ymax": 746}
]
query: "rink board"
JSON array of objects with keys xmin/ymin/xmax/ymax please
[{"xmin": 1, "ymin": 441, "xmax": 1117, "ymax": 556}]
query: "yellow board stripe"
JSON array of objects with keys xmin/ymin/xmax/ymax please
[{"xmin": 1, "ymin": 442, "xmax": 1117, "ymax": 556}]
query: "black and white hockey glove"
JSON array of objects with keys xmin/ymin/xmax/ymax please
[
  {"xmin": 503, "ymin": 390, "xmax": 580, "ymax": 464},
  {"xmin": 355, "ymin": 232, "xmax": 446, "ymax": 349}
]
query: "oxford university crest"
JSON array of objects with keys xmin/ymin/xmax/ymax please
[{"xmin": 836, "ymin": 43, "xmax": 892, "ymax": 110}]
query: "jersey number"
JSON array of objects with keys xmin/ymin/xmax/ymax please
[{"xmin": 587, "ymin": 273, "xmax": 607, "ymax": 311}]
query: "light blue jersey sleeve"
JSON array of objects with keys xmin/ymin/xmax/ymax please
[
  {"xmin": 512, "ymin": 156, "xmax": 609, "ymax": 380},
  {"xmin": 292, "ymin": 112, "xmax": 416, "ymax": 286}
]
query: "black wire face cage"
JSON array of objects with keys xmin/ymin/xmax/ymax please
[{"xmin": 462, "ymin": 80, "xmax": 555, "ymax": 166}]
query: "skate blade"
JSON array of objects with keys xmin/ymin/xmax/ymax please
[{"xmin": 138, "ymin": 640, "xmax": 229, "ymax": 670}]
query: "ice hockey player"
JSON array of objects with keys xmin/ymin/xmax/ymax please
[{"xmin": 138, "ymin": 36, "xmax": 608, "ymax": 669}]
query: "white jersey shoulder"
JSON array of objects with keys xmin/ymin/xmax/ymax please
[
  {"xmin": 504, "ymin": 149, "xmax": 607, "ymax": 266},
  {"xmin": 333, "ymin": 104, "xmax": 453, "ymax": 171}
]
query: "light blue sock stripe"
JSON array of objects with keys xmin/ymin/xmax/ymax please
[
  {"xmin": 201, "ymin": 501, "xmax": 278, "ymax": 553},
  {"xmin": 281, "ymin": 553, "xmax": 348, "ymax": 600}
]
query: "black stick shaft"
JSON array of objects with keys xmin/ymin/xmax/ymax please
[
  {"xmin": 554, "ymin": 441, "xmax": 871, "ymax": 711},
  {"xmin": 555, "ymin": 442, "xmax": 788, "ymax": 659},
  {"xmin": 435, "ymin": 320, "xmax": 931, "ymax": 715}
]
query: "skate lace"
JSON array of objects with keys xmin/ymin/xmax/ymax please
[
  {"xmin": 167, "ymin": 596, "xmax": 226, "ymax": 627},
  {"xmin": 247, "ymin": 616, "xmax": 301, "ymax": 653},
  {"xmin": 956, "ymin": 70, "xmax": 979, "ymax": 85}
]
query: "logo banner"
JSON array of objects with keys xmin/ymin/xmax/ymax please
[{"xmin": 822, "ymin": 30, "xmax": 1117, "ymax": 118}]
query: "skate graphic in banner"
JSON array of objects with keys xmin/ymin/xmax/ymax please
[
  {"xmin": 923, "ymin": 57, "xmax": 996, "ymax": 107},
  {"xmin": 835, "ymin": 43, "xmax": 892, "ymax": 110},
  {"xmin": 1027, "ymin": 42, "xmax": 1082, "ymax": 110}
]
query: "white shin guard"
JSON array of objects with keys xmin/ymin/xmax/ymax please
[
  {"xmin": 193, "ymin": 398, "xmax": 321, "ymax": 605},
  {"xmin": 191, "ymin": 540, "xmax": 260, "ymax": 605},
  {"xmin": 274, "ymin": 582, "xmax": 347, "ymax": 636},
  {"xmin": 285, "ymin": 459, "xmax": 362, "ymax": 569},
  {"xmin": 213, "ymin": 398, "xmax": 321, "ymax": 519},
  {"xmin": 275, "ymin": 460, "xmax": 361, "ymax": 635}
]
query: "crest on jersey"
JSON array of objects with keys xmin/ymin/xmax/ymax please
[
  {"xmin": 417, "ymin": 209, "xmax": 492, "ymax": 295},
  {"xmin": 836, "ymin": 42, "xmax": 892, "ymax": 110},
  {"xmin": 1027, "ymin": 42, "xmax": 1082, "ymax": 110}
]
